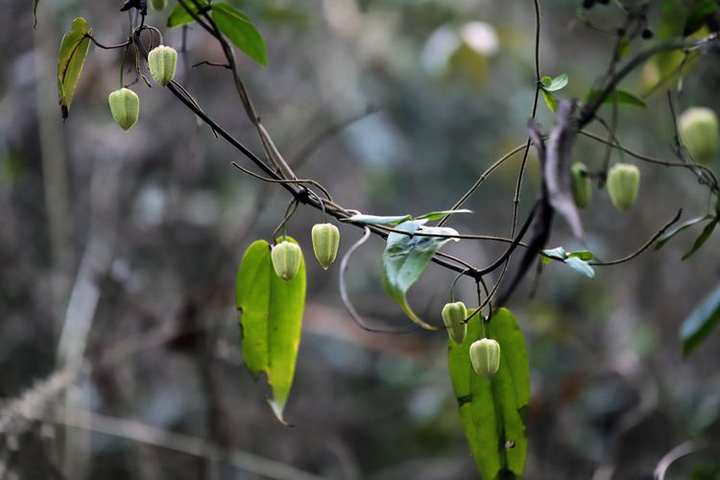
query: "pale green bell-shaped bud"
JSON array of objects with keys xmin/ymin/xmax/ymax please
[
  {"xmin": 679, "ymin": 107, "xmax": 719, "ymax": 165},
  {"xmin": 108, "ymin": 87, "xmax": 140, "ymax": 131},
  {"xmin": 469, "ymin": 338, "xmax": 501, "ymax": 376},
  {"xmin": 311, "ymin": 223, "xmax": 340, "ymax": 269},
  {"xmin": 271, "ymin": 241, "xmax": 302, "ymax": 281},
  {"xmin": 441, "ymin": 301, "xmax": 467, "ymax": 344},
  {"xmin": 151, "ymin": 0, "xmax": 167, "ymax": 10},
  {"xmin": 570, "ymin": 162, "xmax": 592, "ymax": 209},
  {"xmin": 148, "ymin": 45, "xmax": 178, "ymax": 87},
  {"xmin": 607, "ymin": 163, "xmax": 640, "ymax": 211}
]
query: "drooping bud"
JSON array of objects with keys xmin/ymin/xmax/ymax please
[
  {"xmin": 607, "ymin": 163, "xmax": 640, "ymax": 211},
  {"xmin": 271, "ymin": 241, "xmax": 302, "ymax": 281},
  {"xmin": 108, "ymin": 88, "xmax": 140, "ymax": 131},
  {"xmin": 150, "ymin": 0, "xmax": 167, "ymax": 10},
  {"xmin": 469, "ymin": 338, "xmax": 501, "ymax": 376},
  {"xmin": 441, "ymin": 301, "xmax": 467, "ymax": 344},
  {"xmin": 148, "ymin": 45, "xmax": 178, "ymax": 87},
  {"xmin": 679, "ymin": 107, "xmax": 719, "ymax": 165},
  {"xmin": 570, "ymin": 162, "xmax": 592, "ymax": 209},
  {"xmin": 311, "ymin": 223, "xmax": 340, "ymax": 269}
]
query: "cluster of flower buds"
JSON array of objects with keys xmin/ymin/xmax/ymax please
[{"xmin": 269, "ymin": 223, "xmax": 342, "ymax": 281}]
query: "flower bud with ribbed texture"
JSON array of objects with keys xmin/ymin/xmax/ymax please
[
  {"xmin": 469, "ymin": 338, "xmax": 501, "ymax": 376},
  {"xmin": 271, "ymin": 241, "xmax": 302, "ymax": 281},
  {"xmin": 607, "ymin": 163, "xmax": 640, "ymax": 211},
  {"xmin": 108, "ymin": 88, "xmax": 140, "ymax": 131},
  {"xmin": 679, "ymin": 107, "xmax": 719, "ymax": 165},
  {"xmin": 151, "ymin": 0, "xmax": 167, "ymax": 10},
  {"xmin": 441, "ymin": 301, "xmax": 467, "ymax": 344},
  {"xmin": 571, "ymin": 162, "xmax": 592, "ymax": 209},
  {"xmin": 311, "ymin": 223, "xmax": 340, "ymax": 269},
  {"xmin": 148, "ymin": 45, "xmax": 178, "ymax": 87}
]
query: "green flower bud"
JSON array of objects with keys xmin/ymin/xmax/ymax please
[
  {"xmin": 150, "ymin": 0, "xmax": 167, "ymax": 10},
  {"xmin": 469, "ymin": 338, "xmax": 501, "ymax": 376},
  {"xmin": 271, "ymin": 241, "xmax": 302, "ymax": 281},
  {"xmin": 679, "ymin": 107, "xmax": 719, "ymax": 165},
  {"xmin": 441, "ymin": 301, "xmax": 467, "ymax": 344},
  {"xmin": 148, "ymin": 45, "xmax": 178, "ymax": 87},
  {"xmin": 570, "ymin": 162, "xmax": 592, "ymax": 209},
  {"xmin": 607, "ymin": 163, "xmax": 640, "ymax": 211},
  {"xmin": 311, "ymin": 223, "xmax": 340, "ymax": 269},
  {"xmin": 108, "ymin": 88, "xmax": 140, "ymax": 131}
]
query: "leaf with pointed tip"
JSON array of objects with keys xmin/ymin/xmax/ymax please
[
  {"xmin": 212, "ymin": 3, "xmax": 267, "ymax": 66},
  {"xmin": 448, "ymin": 308, "xmax": 529, "ymax": 479},
  {"xmin": 167, "ymin": 0, "xmax": 211, "ymax": 28},
  {"xmin": 382, "ymin": 220, "xmax": 459, "ymax": 330},
  {"xmin": 682, "ymin": 217, "xmax": 718, "ymax": 260},
  {"xmin": 541, "ymin": 73, "xmax": 568, "ymax": 92},
  {"xmin": 655, "ymin": 215, "xmax": 711, "ymax": 250},
  {"xmin": 57, "ymin": 17, "xmax": 92, "ymax": 119},
  {"xmin": 541, "ymin": 89, "xmax": 557, "ymax": 112},
  {"xmin": 236, "ymin": 237, "xmax": 306, "ymax": 423},
  {"xmin": 681, "ymin": 285, "xmax": 720, "ymax": 356},
  {"xmin": 416, "ymin": 209, "xmax": 473, "ymax": 222},
  {"xmin": 347, "ymin": 213, "xmax": 412, "ymax": 226}
]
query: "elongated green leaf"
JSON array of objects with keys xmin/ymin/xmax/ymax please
[
  {"xmin": 655, "ymin": 215, "xmax": 711, "ymax": 250},
  {"xmin": 347, "ymin": 213, "xmax": 412, "ymax": 226},
  {"xmin": 57, "ymin": 17, "xmax": 92, "ymax": 118},
  {"xmin": 541, "ymin": 89, "xmax": 557, "ymax": 112},
  {"xmin": 236, "ymin": 238, "xmax": 306, "ymax": 423},
  {"xmin": 212, "ymin": 3, "xmax": 267, "ymax": 66},
  {"xmin": 541, "ymin": 73, "xmax": 568, "ymax": 93},
  {"xmin": 449, "ymin": 308, "xmax": 529, "ymax": 479},
  {"xmin": 167, "ymin": 0, "xmax": 210, "ymax": 28},
  {"xmin": 682, "ymin": 218, "xmax": 718, "ymax": 260},
  {"xmin": 382, "ymin": 220, "xmax": 459, "ymax": 330},
  {"xmin": 416, "ymin": 209, "xmax": 473, "ymax": 221},
  {"xmin": 681, "ymin": 286, "xmax": 720, "ymax": 356}
]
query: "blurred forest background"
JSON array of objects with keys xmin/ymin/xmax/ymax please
[{"xmin": 1, "ymin": 0, "xmax": 720, "ymax": 478}]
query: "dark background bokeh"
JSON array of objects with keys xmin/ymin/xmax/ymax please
[{"xmin": 1, "ymin": 0, "xmax": 720, "ymax": 479}]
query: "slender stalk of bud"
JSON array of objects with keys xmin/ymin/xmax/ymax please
[
  {"xmin": 148, "ymin": 45, "xmax": 178, "ymax": 87},
  {"xmin": 108, "ymin": 88, "xmax": 140, "ymax": 131},
  {"xmin": 679, "ymin": 107, "xmax": 719, "ymax": 165},
  {"xmin": 441, "ymin": 302, "xmax": 467, "ymax": 344},
  {"xmin": 607, "ymin": 163, "xmax": 640, "ymax": 211},
  {"xmin": 271, "ymin": 241, "xmax": 302, "ymax": 281},
  {"xmin": 570, "ymin": 162, "xmax": 592, "ymax": 209},
  {"xmin": 469, "ymin": 338, "xmax": 501, "ymax": 376}
]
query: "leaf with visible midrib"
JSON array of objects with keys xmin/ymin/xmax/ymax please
[
  {"xmin": 681, "ymin": 286, "xmax": 720, "ymax": 356},
  {"xmin": 57, "ymin": 17, "xmax": 92, "ymax": 118},
  {"xmin": 167, "ymin": 0, "xmax": 210, "ymax": 28},
  {"xmin": 236, "ymin": 238, "xmax": 306, "ymax": 423},
  {"xmin": 211, "ymin": 3, "xmax": 268, "ymax": 66},
  {"xmin": 449, "ymin": 308, "xmax": 529, "ymax": 479}
]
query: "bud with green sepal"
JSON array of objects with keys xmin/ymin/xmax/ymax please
[
  {"xmin": 148, "ymin": 45, "xmax": 178, "ymax": 87},
  {"xmin": 469, "ymin": 338, "xmax": 501, "ymax": 376},
  {"xmin": 311, "ymin": 223, "xmax": 340, "ymax": 269},
  {"xmin": 607, "ymin": 163, "xmax": 640, "ymax": 211},
  {"xmin": 571, "ymin": 162, "xmax": 592, "ymax": 209},
  {"xmin": 108, "ymin": 88, "xmax": 140, "ymax": 131},
  {"xmin": 441, "ymin": 301, "xmax": 468, "ymax": 344},
  {"xmin": 679, "ymin": 107, "xmax": 719, "ymax": 165},
  {"xmin": 271, "ymin": 240, "xmax": 303, "ymax": 281},
  {"xmin": 151, "ymin": 0, "xmax": 167, "ymax": 10}
]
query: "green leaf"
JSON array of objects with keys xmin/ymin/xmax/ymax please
[
  {"xmin": 659, "ymin": 0, "xmax": 688, "ymax": 40},
  {"xmin": 587, "ymin": 89, "xmax": 646, "ymax": 108},
  {"xmin": 541, "ymin": 246, "xmax": 595, "ymax": 278},
  {"xmin": 655, "ymin": 215, "xmax": 711, "ymax": 250},
  {"xmin": 211, "ymin": 3, "xmax": 268, "ymax": 66},
  {"xmin": 682, "ymin": 217, "xmax": 718, "ymax": 260},
  {"xmin": 347, "ymin": 213, "xmax": 412, "ymax": 226},
  {"xmin": 541, "ymin": 73, "xmax": 568, "ymax": 93},
  {"xmin": 167, "ymin": 0, "xmax": 210, "ymax": 28},
  {"xmin": 684, "ymin": 0, "xmax": 718, "ymax": 36},
  {"xmin": 541, "ymin": 89, "xmax": 557, "ymax": 112},
  {"xmin": 236, "ymin": 238, "xmax": 306, "ymax": 423},
  {"xmin": 681, "ymin": 285, "xmax": 720, "ymax": 356},
  {"xmin": 382, "ymin": 220, "xmax": 459, "ymax": 330},
  {"xmin": 416, "ymin": 209, "xmax": 473, "ymax": 222},
  {"xmin": 448, "ymin": 308, "xmax": 529, "ymax": 479},
  {"xmin": 57, "ymin": 17, "xmax": 92, "ymax": 119}
]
